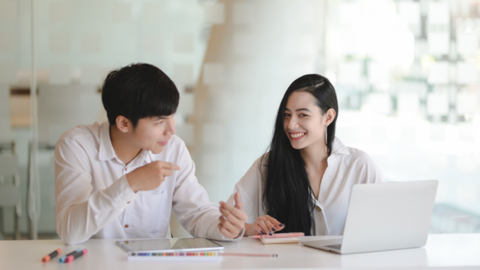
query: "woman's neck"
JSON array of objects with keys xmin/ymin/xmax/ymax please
[{"xmin": 299, "ymin": 141, "xmax": 329, "ymax": 171}]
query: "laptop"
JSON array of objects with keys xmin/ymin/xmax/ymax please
[{"xmin": 300, "ymin": 180, "xmax": 438, "ymax": 254}]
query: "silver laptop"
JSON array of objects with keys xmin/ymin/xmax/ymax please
[{"xmin": 300, "ymin": 180, "xmax": 438, "ymax": 254}]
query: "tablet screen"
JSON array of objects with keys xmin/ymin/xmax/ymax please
[{"xmin": 116, "ymin": 238, "xmax": 224, "ymax": 253}]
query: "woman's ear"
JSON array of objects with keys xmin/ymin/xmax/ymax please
[
  {"xmin": 325, "ymin": 108, "xmax": 336, "ymax": 127},
  {"xmin": 116, "ymin": 116, "xmax": 131, "ymax": 133}
]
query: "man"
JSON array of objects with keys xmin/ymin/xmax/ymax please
[{"xmin": 55, "ymin": 63, "xmax": 246, "ymax": 245}]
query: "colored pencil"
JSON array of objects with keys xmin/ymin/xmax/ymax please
[{"xmin": 221, "ymin": 253, "xmax": 278, "ymax": 257}]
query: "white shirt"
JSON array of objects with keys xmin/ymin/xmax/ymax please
[
  {"xmin": 227, "ymin": 137, "xmax": 384, "ymax": 235},
  {"xmin": 55, "ymin": 121, "xmax": 235, "ymax": 245}
]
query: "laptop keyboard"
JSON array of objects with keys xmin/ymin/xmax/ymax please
[{"xmin": 325, "ymin": 244, "xmax": 342, "ymax": 249}]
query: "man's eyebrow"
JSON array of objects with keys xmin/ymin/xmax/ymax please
[{"xmin": 152, "ymin": 116, "xmax": 168, "ymax": 120}]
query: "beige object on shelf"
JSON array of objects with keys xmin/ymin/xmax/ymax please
[{"xmin": 0, "ymin": 154, "xmax": 22, "ymax": 240}]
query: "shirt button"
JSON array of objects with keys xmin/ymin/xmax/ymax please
[
  {"xmin": 125, "ymin": 224, "xmax": 129, "ymax": 228},
  {"xmin": 316, "ymin": 206, "xmax": 322, "ymax": 212},
  {"xmin": 127, "ymin": 201, "xmax": 131, "ymax": 204}
]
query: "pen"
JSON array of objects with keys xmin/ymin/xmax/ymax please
[
  {"xmin": 41, "ymin": 248, "xmax": 62, "ymax": 262},
  {"xmin": 64, "ymin": 249, "xmax": 88, "ymax": 263},
  {"xmin": 59, "ymin": 249, "xmax": 81, "ymax": 263},
  {"xmin": 248, "ymin": 232, "xmax": 305, "ymax": 239},
  {"xmin": 221, "ymin": 253, "xmax": 278, "ymax": 257}
]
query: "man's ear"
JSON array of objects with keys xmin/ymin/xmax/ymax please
[
  {"xmin": 325, "ymin": 108, "xmax": 336, "ymax": 127},
  {"xmin": 116, "ymin": 116, "xmax": 131, "ymax": 133}
]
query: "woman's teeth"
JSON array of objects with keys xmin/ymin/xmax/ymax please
[{"xmin": 291, "ymin": 133, "xmax": 305, "ymax": 138}]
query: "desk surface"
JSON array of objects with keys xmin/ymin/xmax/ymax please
[{"xmin": 1, "ymin": 234, "xmax": 479, "ymax": 269}]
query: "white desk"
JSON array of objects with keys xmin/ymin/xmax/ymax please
[{"xmin": 1, "ymin": 234, "xmax": 479, "ymax": 269}]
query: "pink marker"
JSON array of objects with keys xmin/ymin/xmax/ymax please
[
  {"xmin": 64, "ymin": 249, "xmax": 88, "ymax": 263},
  {"xmin": 248, "ymin": 232, "xmax": 305, "ymax": 239}
]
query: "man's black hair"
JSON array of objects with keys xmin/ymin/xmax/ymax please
[{"xmin": 102, "ymin": 63, "xmax": 179, "ymax": 128}]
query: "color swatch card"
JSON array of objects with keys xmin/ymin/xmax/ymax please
[{"xmin": 128, "ymin": 251, "xmax": 221, "ymax": 262}]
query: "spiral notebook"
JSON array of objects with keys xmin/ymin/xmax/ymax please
[{"xmin": 250, "ymin": 232, "xmax": 304, "ymax": 245}]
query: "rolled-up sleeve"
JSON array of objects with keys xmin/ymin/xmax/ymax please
[
  {"xmin": 55, "ymin": 139, "xmax": 137, "ymax": 245},
  {"xmin": 226, "ymin": 157, "xmax": 265, "ymax": 224},
  {"xmin": 171, "ymin": 141, "xmax": 243, "ymax": 241}
]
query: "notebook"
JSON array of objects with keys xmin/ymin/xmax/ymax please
[
  {"xmin": 300, "ymin": 180, "xmax": 438, "ymax": 254},
  {"xmin": 260, "ymin": 237, "xmax": 300, "ymax": 244}
]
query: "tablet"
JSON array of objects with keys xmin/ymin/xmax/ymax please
[{"xmin": 116, "ymin": 238, "xmax": 224, "ymax": 253}]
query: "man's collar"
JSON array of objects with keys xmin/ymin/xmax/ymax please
[{"xmin": 98, "ymin": 122, "xmax": 116, "ymax": 161}]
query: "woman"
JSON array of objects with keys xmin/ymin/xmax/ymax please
[{"xmin": 227, "ymin": 74, "xmax": 384, "ymax": 236}]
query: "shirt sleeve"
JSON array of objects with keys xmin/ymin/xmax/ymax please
[
  {"xmin": 55, "ymin": 139, "xmax": 138, "ymax": 245},
  {"xmin": 227, "ymin": 156, "xmax": 265, "ymax": 224},
  {"xmin": 358, "ymin": 150, "xmax": 385, "ymax": 184},
  {"xmin": 170, "ymin": 140, "xmax": 243, "ymax": 241}
]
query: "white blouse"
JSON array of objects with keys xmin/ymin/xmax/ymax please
[
  {"xmin": 227, "ymin": 137, "xmax": 384, "ymax": 235},
  {"xmin": 55, "ymin": 121, "xmax": 235, "ymax": 245}
]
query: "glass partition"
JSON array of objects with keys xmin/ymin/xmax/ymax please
[
  {"xmin": 326, "ymin": 0, "xmax": 480, "ymax": 233},
  {"xmin": 1, "ymin": 0, "xmax": 209, "ymax": 239}
]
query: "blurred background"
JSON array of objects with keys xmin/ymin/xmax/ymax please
[{"xmin": 0, "ymin": 0, "xmax": 479, "ymax": 240}]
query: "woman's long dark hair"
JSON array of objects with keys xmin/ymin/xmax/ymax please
[{"xmin": 262, "ymin": 74, "xmax": 338, "ymax": 235}]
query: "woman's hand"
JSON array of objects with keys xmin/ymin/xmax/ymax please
[{"xmin": 245, "ymin": 215, "xmax": 284, "ymax": 236}]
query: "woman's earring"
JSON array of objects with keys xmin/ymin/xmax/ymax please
[{"xmin": 325, "ymin": 127, "xmax": 328, "ymax": 145}]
